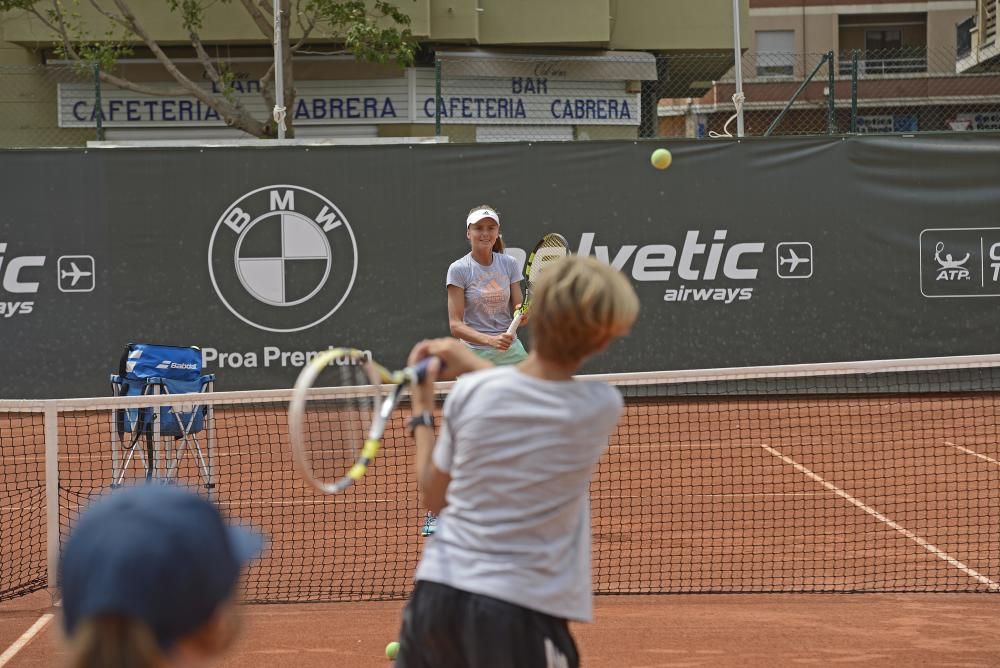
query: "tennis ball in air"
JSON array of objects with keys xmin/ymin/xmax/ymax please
[
  {"xmin": 385, "ymin": 641, "xmax": 400, "ymax": 660},
  {"xmin": 650, "ymin": 148, "xmax": 672, "ymax": 170}
]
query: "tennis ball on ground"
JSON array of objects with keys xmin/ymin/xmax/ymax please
[
  {"xmin": 650, "ymin": 148, "xmax": 672, "ymax": 170},
  {"xmin": 385, "ymin": 641, "xmax": 400, "ymax": 660}
]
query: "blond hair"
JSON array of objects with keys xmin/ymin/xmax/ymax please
[
  {"xmin": 466, "ymin": 204, "xmax": 504, "ymax": 253},
  {"xmin": 529, "ymin": 255, "xmax": 639, "ymax": 366},
  {"xmin": 66, "ymin": 615, "xmax": 164, "ymax": 668}
]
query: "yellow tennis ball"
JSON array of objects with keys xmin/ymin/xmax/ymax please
[
  {"xmin": 385, "ymin": 641, "xmax": 400, "ymax": 660},
  {"xmin": 650, "ymin": 148, "xmax": 672, "ymax": 170}
]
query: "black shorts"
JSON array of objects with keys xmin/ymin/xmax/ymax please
[{"xmin": 395, "ymin": 580, "xmax": 579, "ymax": 668}]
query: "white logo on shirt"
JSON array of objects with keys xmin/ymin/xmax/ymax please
[{"xmin": 544, "ymin": 638, "xmax": 568, "ymax": 668}]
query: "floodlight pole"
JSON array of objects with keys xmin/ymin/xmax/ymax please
[
  {"xmin": 273, "ymin": 0, "xmax": 286, "ymax": 140},
  {"xmin": 732, "ymin": 0, "xmax": 745, "ymax": 137}
]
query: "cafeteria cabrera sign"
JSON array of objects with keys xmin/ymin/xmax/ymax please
[{"xmin": 59, "ymin": 72, "xmax": 638, "ymax": 127}]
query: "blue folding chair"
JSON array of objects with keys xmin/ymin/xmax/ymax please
[{"xmin": 110, "ymin": 343, "xmax": 216, "ymax": 488}]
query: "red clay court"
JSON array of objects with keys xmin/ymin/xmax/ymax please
[{"xmin": 3, "ymin": 356, "xmax": 1000, "ymax": 665}]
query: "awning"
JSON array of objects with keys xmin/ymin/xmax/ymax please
[{"xmin": 436, "ymin": 49, "xmax": 658, "ymax": 81}]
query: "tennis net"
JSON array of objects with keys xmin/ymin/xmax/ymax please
[{"xmin": 2, "ymin": 353, "xmax": 1000, "ymax": 602}]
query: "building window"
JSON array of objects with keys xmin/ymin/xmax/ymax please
[
  {"xmin": 865, "ymin": 30, "xmax": 902, "ymax": 51},
  {"xmin": 756, "ymin": 31, "xmax": 795, "ymax": 77}
]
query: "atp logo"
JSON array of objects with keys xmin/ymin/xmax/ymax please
[
  {"xmin": 933, "ymin": 242, "xmax": 971, "ymax": 281},
  {"xmin": 208, "ymin": 185, "xmax": 358, "ymax": 332}
]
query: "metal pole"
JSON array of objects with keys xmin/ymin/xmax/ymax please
[
  {"xmin": 434, "ymin": 58, "xmax": 441, "ymax": 137},
  {"xmin": 732, "ymin": 0, "xmax": 745, "ymax": 137},
  {"xmin": 850, "ymin": 50, "xmax": 859, "ymax": 133},
  {"xmin": 44, "ymin": 407, "xmax": 59, "ymax": 598},
  {"xmin": 273, "ymin": 0, "xmax": 286, "ymax": 139},
  {"xmin": 826, "ymin": 50, "xmax": 836, "ymax": 134},
  {"xmin": 765, "ymin": 53, "xmax": 829, "ymax": 137},
  {"xmin": 93, "ymin": 62, "xmax": 104, "ymax": 142}
]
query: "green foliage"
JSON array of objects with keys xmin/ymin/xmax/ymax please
[
  {"xmin": 165, "ymin": 0, "xmax": 207, "ymax": 32},
  {"xmin": 1, "ymin": 0, "xmax": 418, "ymax": 137},
  {"xmin": 43, "ymin": 1, "xmax": 134, "ymax": 72},
  {"xmin": 0, "ymin": 0, "xmax": 40, "ymax": 11},
  {"xmin": 216, "ymin": 64, "xmax": 238, "ymax": 104},
  {"xmin": 307, "ymin": 0, "xmax": 416, "ymax": 67}
]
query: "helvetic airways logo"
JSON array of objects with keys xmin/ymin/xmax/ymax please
[{"xmin": 208, "ymin": 185, "xmax": 358, "ymax": 332}]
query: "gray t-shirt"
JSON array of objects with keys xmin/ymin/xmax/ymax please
[
  {"xmin": 446, "ymin": 252, "xmax": 522, "ymax": 348},
  {"xmin": 415, "ymin": 366, "xmax": 624, "ymax": 622}
]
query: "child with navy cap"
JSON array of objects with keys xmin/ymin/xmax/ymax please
[{"xmin": 59, "ymin": 484, "xmax": 263, "ymax": 667}]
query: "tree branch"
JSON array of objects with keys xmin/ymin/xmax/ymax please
[
  {"xmin": 108, "ymin": 0, "xmax": 265, "ymax": 134},
  {"xmin": 85, "ymin": 0, "xmax": 130, "ymax": 31},
  {"xmin": 291, "ymin": 9, "xmax": 318, "ymax": 53},
  {"xmin": 238, "ymin": 0, "xmax": 272, "ymax": 39},
  {"xmin": 188, "ymin": 30, "xmax": 223, "ymax": 87},
  {"xmin": 99, "ymin": 70, "xmax": 189, "ymax": 96}
]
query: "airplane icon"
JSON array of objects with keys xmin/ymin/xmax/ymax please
[
  {"xmin": 60, "ymin": 261, "xmax": 92, "ymax": 287},
  {"xmin": 778, "ymin": 248, "xmax": 810, "ymax": 273},
  {"xmin": 775, "ymin": 242, "xmax": 813, "ymax": 279},
  {"xmin": 57, "ymin": 255, "xmax": 95, "ymax": 292}
]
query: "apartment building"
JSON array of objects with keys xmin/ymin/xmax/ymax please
[
  {"xmin": 957, "ymin": 0, "xmax": 999, "ymax": 72},
  {"xmin": 660, "ymin": 0, "xmax": 999, "ymax": 136},
  {"xmin": 0, "ymin": 0, "xmax": 747, "ymax": 145}
]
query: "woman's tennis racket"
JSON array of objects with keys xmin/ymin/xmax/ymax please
[
  {"xmin": 506, "ymin": 233, "xmax": 570, "ymax": 335},
  {"xmin": 288, "ymin": 348, "xmax": 434, "ymax": 494}
]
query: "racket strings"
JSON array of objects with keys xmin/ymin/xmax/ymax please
[
  {"xmin": 524, "ymin": 236, "xmax": 571, "ymax": 299},
  {"xmin": 300, "ymin": 361, "xmax": 377, "ymax": 484}
]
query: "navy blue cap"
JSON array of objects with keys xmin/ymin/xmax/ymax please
[{"xmin": 59, "ymin": 484, "xmax": 264, "ymax": 650}]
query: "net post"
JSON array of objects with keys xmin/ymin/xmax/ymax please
[
  {"xmin": 205, "ymin": 379, "xmax": 216, "ymax": 493},
  {"xmin": 44, "ymin": 406, "xmax": 59, "ymax": 600},
  {"xmin": 152, "ymin": 384, "xmax": 162, "ymax": 479},
  {"xmin": 110, "ymin": 382, "xmax": 120, "ymax": 488}
]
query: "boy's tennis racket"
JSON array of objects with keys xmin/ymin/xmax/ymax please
[
  {"xmin": 288, "ymin": 348, "xmax": 434, "ymax": 494},
  {"xmin": 506, "ymin": 233, "xmax": 570, "ymax": 335}
]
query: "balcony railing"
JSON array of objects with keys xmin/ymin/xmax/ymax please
[
  {"xmin": 985, "ymin": 0, "xmax": 997, "ymax": 45},
  {"xmin": 838, "ymin": 49, "xmax": 928, "ymax": 75}
]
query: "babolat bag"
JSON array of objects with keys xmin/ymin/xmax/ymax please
[{"xmin": 116, "ymin": 343, "xmax": 207, "ymax": 436}]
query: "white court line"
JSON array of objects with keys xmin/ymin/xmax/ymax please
[
  {"xmin": 0, "ymin": 613, "xmax": 54, "ymax": 667},
  {"xmin": 760, "ymin": 443, "xmax": 1000, "ymax": 591},
  {"xmin": 608, "ymin": 444, "xmax": 750, "ymax": 450},
  {"xmin": 3, "ymin": 451, "xmax": 264, "ymax": 463},
  {"xmin": 592, "ymin": 492, "xmax": 824, "ymax": 500},
  {"xmin": 945, "ymin": 441, "xmax": 1000, "ymax": 468}
]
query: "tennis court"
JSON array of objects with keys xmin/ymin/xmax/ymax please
[{"xmin": 3, "ymin": 356, "xmax": 1000, "ymax": 665}]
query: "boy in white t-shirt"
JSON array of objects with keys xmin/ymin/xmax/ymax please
[{"xmin": 397, "ymin": 255, "xmax": 640, "ymax": 668}]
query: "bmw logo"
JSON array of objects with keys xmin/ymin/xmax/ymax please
[{"xmin": 208, "ymin": 185, "xmax": 357, "ymax": 332}]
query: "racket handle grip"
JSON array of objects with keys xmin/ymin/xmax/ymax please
[
  {"xmin": 506, "ymin": 311, "xmax": 523, "ymax": 336},
  {"xmin": 411, "ymin": 356, "xmax": 445, "ymax": 382}
]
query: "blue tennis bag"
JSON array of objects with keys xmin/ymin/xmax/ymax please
[{"xmin": 115, "ymin": 343, "xmax": 211, "ymax": 437}]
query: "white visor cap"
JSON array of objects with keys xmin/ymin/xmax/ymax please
[{"xmin": 466, "ymin": 207, "xmax": 500, "ymax": 228}]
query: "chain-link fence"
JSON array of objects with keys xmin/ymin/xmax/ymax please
[
  {"xmin": 0, "ymin": 64, "xmax": 101, "ymax": 148},
  {"xmin": 657, "ymin": 47, "xmax": 1000, "ymax": 138},
  {"xmin": 4, "ymin": 47, "xmax": 1000, "ymax": 146},
  {"xmin": 435, "ymin": 48, "xmax": 1000, "ymax": 141}
]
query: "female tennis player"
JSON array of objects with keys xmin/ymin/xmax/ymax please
[
  {"xmin": 422, "ymin": 204, "xmax": 528, "ymax": 537},
  {"xmin": 447, "ymin": 204, "xmax": 527, "ymax": 364},
  {"xmin": 397, "ymin": 255, "xmax": 640, "ymax": 668}
]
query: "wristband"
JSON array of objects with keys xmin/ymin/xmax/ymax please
[{"xmin": 406, "ymin": 411, "xmax": 434, "ymax": 436}]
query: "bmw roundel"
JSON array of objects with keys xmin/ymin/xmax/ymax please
[{"xmin": 209, "ymin": 185, "xmax": 358, "ymax": 333}]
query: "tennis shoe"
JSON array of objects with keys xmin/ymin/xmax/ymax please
[{"xmin": 420, "ymin": 512, "xmax": 437, "ymax": 537}]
